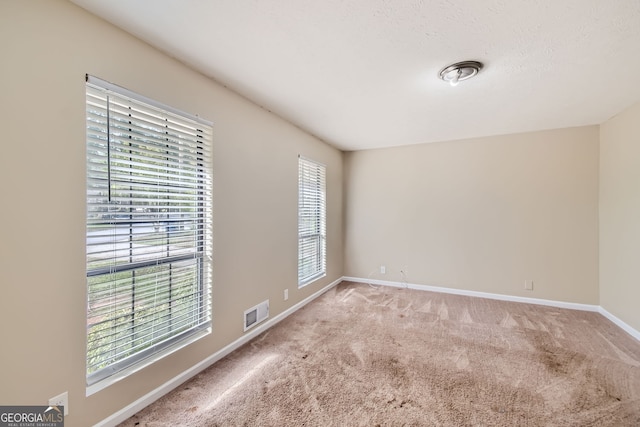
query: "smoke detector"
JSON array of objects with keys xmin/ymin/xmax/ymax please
[{"xmin": 439, "ymin": 61, "xmax": 483, "ymax": 87}]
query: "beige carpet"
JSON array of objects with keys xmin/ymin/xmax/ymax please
[{"xmin": 120, "ymin": 281, "xmax": 640, "ymax": 426}]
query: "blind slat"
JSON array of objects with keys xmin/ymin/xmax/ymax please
[
  {"xmin": 86, "ymin": 77, "xmax": 212, "ymax": 386},
  {"xmin": 298, "ymin": 157, "xmax": 326, "ymax": 287}
]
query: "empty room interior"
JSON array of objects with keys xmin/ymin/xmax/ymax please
[{"xmin": 1, "ymin": 1, "xmax": 640, "ymax": 425}]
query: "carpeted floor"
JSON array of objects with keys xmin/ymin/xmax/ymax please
[{"xmin": 119, "ymin": 281, "xmax": 640, "ymax": 426}]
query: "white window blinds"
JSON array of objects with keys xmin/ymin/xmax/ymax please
[
  {"xmin": 85, "ymin": 75, "xmax": 212, "ymax": 386},
  {"xmin": 298, "ymin": 156, "xmax": 326, "ymax": 287}
]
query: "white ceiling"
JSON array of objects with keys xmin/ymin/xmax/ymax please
[{"xmin": 71, "ymin": 0, "xmax": 640, "ymax": 151}]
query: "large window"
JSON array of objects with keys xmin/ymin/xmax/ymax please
[
  {"xmin": 85, "ymin": 75, "xmax": 212, "ymax": 388},
  {"xmin": 298, "ymin": 156, "xmax": 326, "ymax": 287}
]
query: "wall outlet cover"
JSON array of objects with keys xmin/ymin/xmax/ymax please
[{"xmin": 49, "ymin": 391, "xmax": 69, "ymax": 416}]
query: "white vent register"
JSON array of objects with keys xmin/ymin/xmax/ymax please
[{"xmin": 244, "ymin": 300, "xmax": 269, "ymax": 331}]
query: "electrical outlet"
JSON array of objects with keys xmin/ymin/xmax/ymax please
[
  {"xmin": 49, "ymin": 391, "xmax": 68, "ymax": 416},
  {"xmin": 284, "ymin": 289, "xmax": 288, "ymax": 301},
  {"xmin": 380, "ymin": 265, "xmax": 386, "ymax": 274},
  {"xmin": 524, "ymin": 280, "xmax": 534, "ymax": 291}
]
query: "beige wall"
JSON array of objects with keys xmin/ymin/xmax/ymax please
[
  {"xmin": 0, "ymin": 1, "xmax": 342, "ymax": 425},
  {"xmin": 344, "ymin": 127, "xmax": 600, "ymax": 304},
  {"xmin": 600, "ymin": 101, "xmax": 640, "ymax": 332}
]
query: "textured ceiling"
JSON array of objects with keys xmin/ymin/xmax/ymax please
[{"xmin": 70, "ymin": 0, "xmax": 640, "ymax": 151}]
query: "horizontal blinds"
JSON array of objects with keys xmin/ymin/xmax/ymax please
[
  {"xmin": 298, "ymin": 157, "xmax": 326, "ymax": 286},
  {"xmin": 86, "ymin": 77, "xmax": 212, "ymax": 384}
]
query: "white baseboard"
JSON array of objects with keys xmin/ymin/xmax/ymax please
[
  {"xmin": 95, "ymin": 277, "xmax": 342, "ymax": 427},
  {"xmin": 598, "ymin": 306, "xmax": 640, "ymax": 341},
  {"xmin": 342, "ymin": 276, "xmax": 600, "ymax": 312}
]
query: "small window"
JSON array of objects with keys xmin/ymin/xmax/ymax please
[
  {"xmin": 298, "ymin": 156, "xmax": 326, "ymax": 287},
  {"xmin": 85, "ymin": 75, "xmax": 212, "ymax": 387}
]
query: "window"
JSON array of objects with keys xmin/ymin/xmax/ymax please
[
  {"xmin": 298, "ymin": 156, "xmax": 326, "ymax": 287},
  {"xmin": 85, "ymin": 75, "xmax": 212, "ymax": 388}
]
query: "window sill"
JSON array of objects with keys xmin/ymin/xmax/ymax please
[
  {"xmin": 86, "ymin": 327, "xmax": 210, "ymax": 397},
  {"xmin": 298, "ymin": 272, "xmax": 326, "ymax": 289}
]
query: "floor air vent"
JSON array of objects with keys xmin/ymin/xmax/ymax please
[{"xmin": 244, "ymin": 299, "xmax": 269, "ymax": 331}]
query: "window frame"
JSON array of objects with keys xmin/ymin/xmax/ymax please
[
  {"xmin": 297, "ymin": 156, "xmax": 327, "ymax": 287},
  {"xmin": 85, "ymin": 75, "xmax": 213, "ymax": 393}
]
